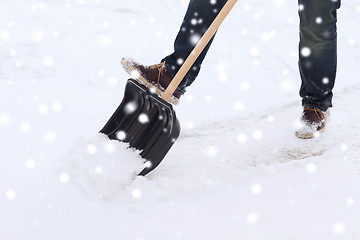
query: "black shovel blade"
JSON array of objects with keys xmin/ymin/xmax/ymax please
[{"xmin": 100, "ymin": 79, "xmax": 181, "ymax": 176}]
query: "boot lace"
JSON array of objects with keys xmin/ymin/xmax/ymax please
[
  {"xmin": 304, "ymin": 108, "xmax": 325, "ymax": 121},
  {"xmin": 149, "ymin": 61, "xmax": 166, "ymax": 89}
]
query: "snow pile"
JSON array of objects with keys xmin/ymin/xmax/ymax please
[{"xmin": 57, "ymin": 134, "xmax": 144, "ymax": 200}]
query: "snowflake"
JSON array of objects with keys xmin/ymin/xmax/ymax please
[
  {"xmin": 322, "ymin": 77, "xmax": 329, "ymax": 84},
  {"xmin": 59, "ymin": 173, "xmax": 70, "ymax": 183},
  {"xmin": 246, "ymin": 212, "xmax": 259, "ymax": 225},
  {"xmin": 138, "ymin": 113, "xmax": 149, "ymax": 124},
  {"xmin": 234, "ymin": 101, "xmax": 244, "ymax": 111},
  {"xmin": 0, "ymin": 30, "xmax": 10, "ymax": 40},
  {"xmin": 0, "ymin": 113, "xmax": 11, "ymax": 126},
  {"xmin": 44, "ymin": 131, "xmax": 57, "ymax": 143},
  {"xmin": 44, "ymin": 57, "xmax": 54, "ymax": 67},
  {"xmin": 306, "ymin": 163, "xmax": 317, "ymax": 173},
  {"xmin": 95, "ymin": 166, "xmax": 103, "ymax": 174},
  {"xmin": 333, "ymin": 222, "xmax": 346, "ymax": 234},
  {"xmin": 116, "ymin": 131, "xmax": 127, "ymax": 141},
  {"xmin": 52, "ymin": 102, "xmax": 62, "ymax": 112},
  {"xmin": 87, "ymin": 144, "xmax": 97, "ymax": 154},
  {"xmin": 20, "ymin": 122, "xmax": 31, "ymax": 132},
  {"xmin": 124, "ymin": 102, "xmax": 137, "ymax": 114},
  {"xmin": 6, "ymin": 190, "xmax": 16, "ymax": 200},
  {"xmin": 249, "ymin": 46, "xmax": 259, "ymax": 56},
  {"xmin": 301, "ymin": 47, "xmax": 311, "ymax": 57},
  {"xmin": 38, "ymin": 104, "xmax": 48, "ymax": 114},
  {"xmin": 237, "ymin": 134, "xmax": 247, "ymax": 144},
  {"xmin": 346, "ymin": 197, "xmax": 354, "ymax": 206},
  {"xmin": 32, "ymin": 29, "xmax": 44, "ymax": 41},
  {"xmin": 131, "ymin": 189, "xmax": 142, "ymax": 199},
  {"xmin": 251, "ymin": 184, "xmax": 262, "ymax": 194},
  {"xmin": 26, "ymin": 159, "xmax": 36, "ymax": 169},
  {"xmin": 189, "ymin": 34, "xmax": 201, "ymax": 46},
  {"xmin": 253, "ymin": 130, "xmax": 263, "ymax": 140},
  {"xmin": 100, "ymin": 35, "xmax": 112, "ymax": 46},
  {"xmin": 315, "ymin": 17, "xmax": 322, "ymax": 24},
  {"xmin": 108, "ymin": 77, "xmax": 118, "ymax": 86}
]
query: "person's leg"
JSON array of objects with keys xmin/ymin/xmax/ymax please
[
  {"xmin": 298, "ymin": 0, "xmax": 341, "ymax": 111},
  {"xmin": 162, "ymin": 0, "xmax": 227, "ymax": 95}
]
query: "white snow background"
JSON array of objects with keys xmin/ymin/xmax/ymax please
[{"xmin": 1, "ymin": 0, "xmax": 360, "ymax": 239}]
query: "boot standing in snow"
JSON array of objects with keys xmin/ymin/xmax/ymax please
[{"xmin": 121, "ymin": 0, "xmax": 341, "ymax": 139}]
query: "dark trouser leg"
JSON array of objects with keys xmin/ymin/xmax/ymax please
[
  {"xmin": 298, "ymin": 0, "xmax": 341, "ymax": 111},
  {"xmin": 162, "ymin": 0, "xmax": 227, "ymax": 94}
]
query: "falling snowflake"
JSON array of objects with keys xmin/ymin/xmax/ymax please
[
  {"xmin": 190, "ymin": 18, "xmax": 197, "ymax": 25},
  {"xmin": 249, "ymin": 46, "xmax": 260, "ymax": 56},
  {"xmin": 59, "ymin": 173, "xmax": 70, "ymax": 183},
  {"xmin": 239, "ymin": 81, "xmax": 250, "ymax": 91},
  {"xmin": 187, "ymin": 122, "xmax": 195, "ymax": 129},
  {"xmin": 280, "ymin": 80, "xmax": 294, "ymax": 91},
  {"xmin": 218, "ymin": 72, "xmax": 228, "ymax": 82},
  {"xmin": 6, "ymin": 190, "xmax": 16, "ymax": 200},
  {"xmin": 38, "ymin": 104, "xmax": 48, "ymax": 114},
  {"xmin": 26, "ymin": 159, "xmax": 36, "ymax": 169},
  {"xmin": 246, "ymin": 212, "xmax": 259, "ymax": 225},
  {"xmin": 131, "ymin": 189, "xmax": 142, "ymax": 199},
  {"xmin": 87, "ymin": 144, "xmax": 97, "ymax": 154},
  {"xmin": 185, "ymin": 94, "xmax": 194, "ymax": 102},
  {"xmin": 124, "ymin": 102, "xmax": 137, "ymax": 114},
  {"xmin": 237, "ymin": 134, "xmax": 247, "ymax": 144},
  {"xmin": 340, "ymin": 143, "xmax": 348, "ymax": 151},
  {"xmin": 0, "ymin": 113, "xmax": 11, "ymax": 126},
  {"xmin": 315, "ymin": 17, "xmax": 322, "ymax": 24},
  {"xmin": 273, "ymin": 0, "xmax": 285, "ymax": 7},
  {"xmin": 100, "ymin": 35, "xmax": 112, "ymax": 46},
  {"xmin": 298, "ymin": 4, "xmax": 304, "ymax": 11},
  {"xmin": 44, "ymin": 57, "xmax": 54, "ymax": 67},
  {"xmin": 322, "ymin": 77, "xmax": 329, "ymax": 84},
  {"xmin": 348, "ymin": 38, "xmax": 356, "ymax": 46},
  {"xmin": 0, "ymin": 30, "xmax": 10, "ymax": 40},
  {"xmin": 108, "ymin": 77, "xmax": 118, "ymax": 86},
  {"xmin": 253, "ymin": 130, "xmax": 263, "ymax": 140},
  {"xmin": 104, "ymin": 142, "xmax": 115, "ymax": 153},
  {"xmin": 206, "ymin": 145, "xmax": 218, "ymax": 158},
  {"xmin": 306, "ymin": 163, "xmax": 317, "ymax": 173},
  {"xmin": 31, "ymin": 29, "xmax": 44, "ymax": 41},
  {"xmin": 189, "ymin": 34, "xmax": 201, "ymax": 46},
  {"xmin": 52, "ymin": 102, "xmax": 62, "ymax": 112},
  {"xmin": 234, "ymin": 101, "xmax": 244, "ymax": 111},
  {"xmin": 95, "ymin": 166, "xmax": 103, "ymax": 174},
  {"xmin": 251, "ymin": 184, "xmax": 262, "ymax": 194},
  {"xmin": 177, "ymin": 58, "xmax": 184, "ymax": 65},
  {"xmin": 267, "ymin": 116, "xmax": 275, "ymax": 122},
  {"xmin": 117, "ymin": 131, "xmax": 127, "ymax": 141},
  {"xmin": 44, "ymin": 131, "xmax": 57, "ymax": 143},
  {"xmin": 20, "ymin": 122, "xmax": 31, "ymax": 132},
  {"xmin": 138, "ymin": 113, "xmax": 149, "ymax": 124},
  {"xmin": 333, "ymin": 222, "xmax": 346, "ymax": 234},
  {"xmin": 301, "ymin": 47, "xmax": 311, "ymax": 57}
]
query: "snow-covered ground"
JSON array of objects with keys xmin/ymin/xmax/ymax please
[{"xmin": 1, "ymin": 0, "xmax": 360, "ymax": 239}]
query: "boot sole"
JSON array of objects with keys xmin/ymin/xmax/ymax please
[
  {"xmin": 295, "ymin": 127, "xmax": 325, "ymax": 139},
  {"xmin": 121, "ymin": 58, "xmax": 179, "ymax": 105}
]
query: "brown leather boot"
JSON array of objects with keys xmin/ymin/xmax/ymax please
[
  {"xmin": 295, "ymin": 107, "xmax": 329, "ymax": 139},
  {"xmin": 121, "ymin": 58, "xmax": 181, "ymax": 105}
]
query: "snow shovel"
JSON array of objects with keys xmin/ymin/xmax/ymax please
[{"xmin": 100, "ymin": 0, "xmax": 237, "ymax": 176}]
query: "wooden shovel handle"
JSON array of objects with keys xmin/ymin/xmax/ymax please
[{"xmin": 162, "ymin": 0, "xmax": 238, "ymax": 102}]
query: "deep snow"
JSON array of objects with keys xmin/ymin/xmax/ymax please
[{"xmin": 1, "ymin": 0, "xmax": 360, "ymax": 239}]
